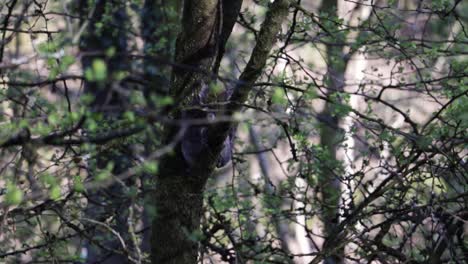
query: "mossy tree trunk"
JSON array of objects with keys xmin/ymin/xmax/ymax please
[
  {"xmin": 150, "ymin": 1, "xmax": 241, "ymax": 263},
  {"xmin": 150, "ymin": 1, "xmax": 291, "ymax": 263}
]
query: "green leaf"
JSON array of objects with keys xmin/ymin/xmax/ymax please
[
  {"xmin": 95, "ymin": 171, "xmax": 110, "ymax": 181},
  {"xmin": 70, "ymin": 111, "xmax": 81, "ymax": 122},
  {"xmin": 124, "ymin": 111, "xmax": 136, "ymax": 122},
  {"xmin": 209, "ymin": 83, "xmax": 223, "ymax": 95},
  {"xmin": 48, "ymin": 113, "xmax": 60, "ymax": 125},
  {"xmin": 50, "ymin": 186, "xmax": 61, "ymax": 200},
  {"xmin": 155, "ymin": 96, "xmax": 174, "ymax": 107},
  {"xmin": 61, "ymin": 55, "xmax": 75, "ymax": 67},
  {"xmin": 86, "ymin": 119, "xmax": 98, "ymax": 132},
  {"xmin": 41, "ymin": 174, "xmax": 58, "ymax": 189},
  {"xmin": 92, "ymin": 59, "xmax": 107, "ymax": 81},
  {"xmin": 272, "ymin": 88, "xmax": 287, "ymax": 105},
  {"xmin": 73, "ymin": 176, "xmax": 84, "ymax": 193},
  {"xmin": 143, "ymin": 161, "xmax": 159, "ymax": 174},
  {"xmin": 48, "ymin": 67, "xmax": 59, "ymax": 80},
  {"xmin": 84, "ymin": 68, "xmax": 95, "ymax": 82},
  {"xmin": 80, "ymin": 93, "xmax": 95, "ymax": 105},
  {"xmin": 114, "ymin": 70, "xmax": 129, "ymax": 81},
  {"xmin": 34, "ymin": 122, "xmax": 53, "ymax": 136},
  {"xmin": 95, "ymin": 162, "xmax": 114, "ymax": 181},
  {"xmin": 106, "ymin": 47, "xmax": 116, "ymax": 57},
  {"xmin": 5, "ymin": 183, "xmax": 23, "ymax": 205}
]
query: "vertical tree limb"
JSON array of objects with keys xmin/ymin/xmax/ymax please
[{"xmin": 151, "ymin": 1, "xmax": 291, "ymax": 263}]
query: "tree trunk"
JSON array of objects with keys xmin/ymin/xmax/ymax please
[
  {"xmin": 318, "ymin": 1, "xmax": 346, "ymax": 263},
  {"xmin": 151, "ymin": 0, "xmax": 241, "ymax": 263},
  {"xmin": 140, "ymin": 0, "xmax": 181, "ymax": 254},
  {"xmin": 150, "ymin": 1, "xmax": 291, "ymax": 263},
  {"xmin": 79, "ymin": 1, "xmax": 132, "ymax": 262}
]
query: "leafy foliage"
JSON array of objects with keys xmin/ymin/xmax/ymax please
[{"xmin": 0, "ymin": 0, "xmax": 466, "ymax": 263}]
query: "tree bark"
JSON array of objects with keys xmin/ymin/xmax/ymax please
[
  {"xmin": 150, "ymin": 1, "xmax": 291, "ymax": 263},
  {"xmin": 151, "ymin": 1, "xmax": 240, "ymax": 263}
]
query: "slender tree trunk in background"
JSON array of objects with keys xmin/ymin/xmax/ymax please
[
  {"xmin": 141, "ymin": 0, "xmax": 181, "ymax": 98},
  {"xmin": 140, "ymin": 0, "xmax": 181, "ymax": 254},
  {"xmin": 150, "ymin": 1, "xmax": 291, "ymax": 263},
  {"xmin": 248, "ymin": 126, "xmax": 293, "ymax": 262},
  {"xmin": 79, "ymin": 1, "xmax": 132, "ymax": 263},
  {"xmin": 318, "ymin": 1, "xmax": 346, "ymax": 263}
]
